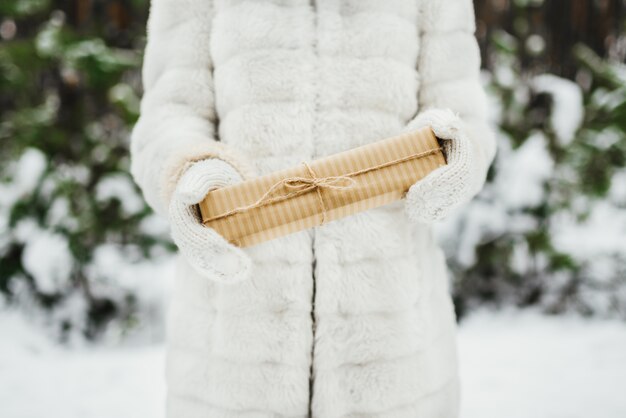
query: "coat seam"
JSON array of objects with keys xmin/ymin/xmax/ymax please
[
  {"xmin": 311, "ymin": 325, "xmax": 455, "ymax": 371},
  {"xmin": 220, "ymin": 99, "xmax": 411, "ymax": 121},
  {"xmin": 308, "ymin": 2, "xmax": 319, "ymax": 417},
  {"xmin": 309, "ymin": 233, "xmax": 317, "ymax": 418},
  {"xmin": 168, "ymin": 391, "xmax": 303, "ymax": 417},
  {"xmin": 167, "ymin": 344, "xmax": 312, "ymax": 368},
  {"xmin": 334, "ymin": 377, "xmax": 459, "ymax": 418}
]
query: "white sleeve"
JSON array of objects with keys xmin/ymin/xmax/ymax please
[
  {"xmin": 130, "ymin": 0, "xmax": 256, "ymax": 217},
  {"xmin": 411, "ymin": 0, "xmax": 497, "ymax": 195}
]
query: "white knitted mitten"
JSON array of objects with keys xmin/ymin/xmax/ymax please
[
  {"xmin": 402, "ymin": 108, "xmax": 480, "ymax": 224},
  {"xmin": 168, "ymin": 158, "xmax": 252, "ymax": 284}
]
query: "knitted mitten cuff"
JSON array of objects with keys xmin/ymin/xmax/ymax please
[
  {"xmin": 168, "ymin": 158, "xmax": 252, "ymax": 284},
  {"xmin": 402, "ymin": 108, "xmax": 480, "ymax": 223}
]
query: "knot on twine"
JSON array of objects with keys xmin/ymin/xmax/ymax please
[
  {"xmin": 281, "ymin": 174, "xmax": 356, "ymax": 192},
  {"xmin": 260, "ymin": 162, "xmax": 356, "ymax": 224}
]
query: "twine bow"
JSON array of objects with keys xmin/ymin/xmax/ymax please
[
  {"xmin": 280, "ymin": 162, "xmax": 356, "ymax": 224},
  {"xmin": 202, "ymin": 147, "xmax": 444, "ymax": 225},
  {"xmin": 281, "ymin": 174, "xmax": 356, "ymax": 192}
]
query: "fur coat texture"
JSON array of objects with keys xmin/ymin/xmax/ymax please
[{"xmin": 130, "ymin": 0, "xmax": 497, "ymax": 416}]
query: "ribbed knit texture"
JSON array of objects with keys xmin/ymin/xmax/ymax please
[
  {"xmin": 403, "ymin": 107, "xmax": 480, "ymax": 223},
  {"xmin": 169, "ymin": 158, "xmax": 252, "ymax": 283}
]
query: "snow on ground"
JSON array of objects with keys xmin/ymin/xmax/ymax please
[
  {"xmin": 1, "ymin": 309, "xmax": 625, "ymax": 418},
  {"xmin": 0, "ymin": 310, "xmax": 166, "ymax": 418},
  {"xmin": 458, "ymin": 309, "xmax": 626, "ymax": 418}
]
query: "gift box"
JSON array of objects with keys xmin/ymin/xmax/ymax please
[{"xmin": 198, "ymin": 126, "xmax": 446, "ymax": 247}]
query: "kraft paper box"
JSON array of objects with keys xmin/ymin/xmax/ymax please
[{"xmin": 198, "ymin": 126, "xmax": 446, "ymax": 247}]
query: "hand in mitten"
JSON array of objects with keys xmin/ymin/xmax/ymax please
[
  {"xmin": 402, "ymin": 108, "xmax": 480, "ymax": 224},
  {"xmin": 168, "ymin": 158, "xmax": 252, "ymax": 283}
]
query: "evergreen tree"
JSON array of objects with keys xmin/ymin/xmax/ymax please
[{"xmin": 0, "ymin": 1, "xmax": 173, "ymax": 341}]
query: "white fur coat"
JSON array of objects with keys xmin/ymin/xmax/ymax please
[{"xmin": 130, "ymin": 0, "xmax": 496, "ymax": 416}]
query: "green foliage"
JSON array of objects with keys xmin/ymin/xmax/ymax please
[
  {"xmin": 449, "ymin": 32, "xmax": 626, "ymax": 319},
  {"xmin": 0, "ymin": 3, "xmax": 173, "ymax": 340}
]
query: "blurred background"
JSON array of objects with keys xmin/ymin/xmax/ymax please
[{"xmin": 1, "ymin": 0, "xmax": 625, "ymax": 417}]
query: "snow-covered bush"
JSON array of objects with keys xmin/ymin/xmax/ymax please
[
  {"xmin": 0, "ymin": 5, "xmax": 174, "ymax": 341},
  {"xmin": 438, "ymin": 34, "xmax": 626, "ymax": 319}
]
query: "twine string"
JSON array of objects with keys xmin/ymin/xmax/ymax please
[
  {"xmin": 299, "ymin": 161, "xmax": 351, "ymax": 225},
  {"xmin": 202, "ymin": 146, "xmax": 443, "ymax": 223}
]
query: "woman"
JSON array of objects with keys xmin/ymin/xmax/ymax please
[{"xmin": 130, "ymin": 0, "xmax": 496, "ymax": 416}]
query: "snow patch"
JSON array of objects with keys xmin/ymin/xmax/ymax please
[
  {"xmin": 21, "ymin": 229, "xmax": 73, "ymax": 294},
  {"xmin": 95, "ymin": 173, "xmax": 145, "ymax": 215},
  {"xmin": 496, "ymin": 132, "xmax": 554, "ymax": 209},
  {"xmin": 532, "ymin": 74, "xmax": 584, "ymax": 145},
  {"xmin": 551, "ymin": 201, "xmax": 626, "ymax": 260},
  {"xmin": 0, "ymin": 148, "xmax": 47, "ymax": 214}
]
